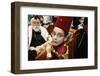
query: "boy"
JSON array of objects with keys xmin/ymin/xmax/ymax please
[{"xmin": 46, "ymin": 16, "xmax": 72, "ymax": 59}]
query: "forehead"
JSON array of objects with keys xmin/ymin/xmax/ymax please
[
  {"xmin": 80, "ymin": 17, "xmax": 85, "ymax": 20},
  {"xmin": 31, "ymin": 18, "xmax": 40, "ymax": 22},
  {"xmin": 53, "ymin": 27, "xmax": 64, "ymax": 34}
]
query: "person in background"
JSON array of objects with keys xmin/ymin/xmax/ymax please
[
  {"xmin": 71, "ymin": 17, "xmax": 80, "ymax": 29},
  {"xmin": 71, "ymin": 17, "xmax": 85, "ymax": 30},
  {"xmin": 42, "ymin": 16, "xmax": 53, "ymax": 28},
  {"xmin": 67, "ymin": 17, "xmax": 88, "ymax": 58},
  {"xmin": 74, "ymin": 17, "xmax": 88, "ymax": 58},
  {"xmin": 28, "ymin": 15, "xmax": 51, "ymax": 60}
]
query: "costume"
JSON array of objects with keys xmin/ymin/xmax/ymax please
[
  {"xmin": 66, "ymin": 27, "xmax": 88, "ymax": 59},
  {"xmin": 66, "ymin": 16, "xmax": 88, "ymax": 59},
  {"xmin": 74, "ymin": 29, "xmax": 88, "ymax": 58},
  {"xmin": 35, "ymin": 16, "xmax": 73, "ymax": 60},
  {"xmin": 51, "ymin": 16, "xmax": 72, "ymax": 59},
  {"xmin": 66, "ymin": 28, "xmax": 79, "ymax": 58},
  {"xmin": 28, "ymin": 25, "xmax": 51, "ymax": 60}
]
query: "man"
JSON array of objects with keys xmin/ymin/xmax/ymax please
[
  {"xmin": 28, "ymin": 15, "xmax": 51, "ymax": 60},
  {"xmin": 74, "ymin": 17, "xmax": 88, "ymax": 58}
]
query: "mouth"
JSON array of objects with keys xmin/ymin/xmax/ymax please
[{"xmin": 52, "ymin": 41, "xmax": 57, "ymax": 45}]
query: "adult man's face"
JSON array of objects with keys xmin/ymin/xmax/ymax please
[
  {"xmin": 31, "ymin": 18, "xmax": 41, "ymax": 26},
  {"xmin": 31, "ymin": 18, "xmax": 41, "ymax": 31},
  {"xmin": 51, "ymin": 27, "xmax": 66, "ymax": 46}
]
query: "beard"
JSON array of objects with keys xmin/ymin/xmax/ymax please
[{"xmin": 32, "ymin": 25, "xmax": 41, "ymax": 32}]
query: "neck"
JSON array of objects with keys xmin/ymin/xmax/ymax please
[{"xmin": 53, "ymin": 42, "xmax": 66, "ymax": 55}]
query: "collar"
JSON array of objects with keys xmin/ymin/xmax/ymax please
[{"xmin": 53, "ymin": 42, "xmax": 66, "ymax": 55}]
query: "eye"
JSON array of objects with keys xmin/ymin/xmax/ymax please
[
  {"xmin": 32, "ymin": 21, "xmax": 36, "ymax": 24},
  {"xmin": 37, "ymin": 22, "xmax": 40, "ymax": 24},
  {"xmin": 51, "ymin": 31, "xmax": 56, "ymax": 36},
  {"xmin": 57, "ymin": 34, "xmax": 64, "ymax": 37}
]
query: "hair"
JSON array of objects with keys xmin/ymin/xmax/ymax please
[
  {"xmin": 84, "ymin": 17, "xmax": 88, "ymax": 25},
  {"xmin": 64, "ymin": 32, "xmax": 68, "ymax": 37},
  {"xmin": 32, "ymin": 15, "xmax": 44, "ymax": 25},
  {"xmin": 32, "ymin": 15, "xmax": 41, "ymax": 20},
  {"xmin": 72, "ymin": 17, "xmax": 81, "ymax": 29}
]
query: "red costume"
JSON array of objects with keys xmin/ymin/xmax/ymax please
[
  {"xmin": 52, "ymin": 16, "xmax": 72, "ymax": 59},
  {"xmin": 35, "ymin": 16, "xmax": 73, "ymax": 60}
]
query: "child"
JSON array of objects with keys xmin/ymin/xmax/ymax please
[{"xmin": 46, "ymin": 16, "xmax": 72, "ymax": 59}]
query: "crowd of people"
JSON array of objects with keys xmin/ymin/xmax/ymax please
[{"xmin": 28, "ymin": 15, "xmax": 88, "ymax": 61}]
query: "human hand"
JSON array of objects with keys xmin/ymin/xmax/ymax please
[
  {"xmin": 46, "ymin": 53, "xmax": 52, "ymax": 59},
  {"xmin": 29, "ymin": 46, "xmax": 37, "ymax": 51},
  {"xmin": 29, "ymin": 46, "xmax": 41, "ymax": 54}
]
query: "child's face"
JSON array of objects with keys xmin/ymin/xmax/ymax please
[{"xmin": 51, "ymin": 27, "xmax": 65, "ymax": 46}]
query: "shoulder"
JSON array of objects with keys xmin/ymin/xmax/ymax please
[
  {"xmin": 28, "ymin": 25, "xmax": 32, "ymax": 29},
  {"xmin": 40, "ymin": 26, "xmax": 47, "ymax": 30},
  {"xmin": 40, "ymin": 26, "xmax": 48, "ymax": 33}
]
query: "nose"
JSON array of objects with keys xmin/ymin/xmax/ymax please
[{"xmin": 53, "ymin": 35, "xmax": 57, "ymax": 41}]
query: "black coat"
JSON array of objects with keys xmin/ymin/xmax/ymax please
[{"xmin": 74, "ymin": 29, "xmax": 88, "ymax": 58}]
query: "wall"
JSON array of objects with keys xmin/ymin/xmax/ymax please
[{"xmin": 0, "ymin": 0, "xmax": 100, "ymax": 76}]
